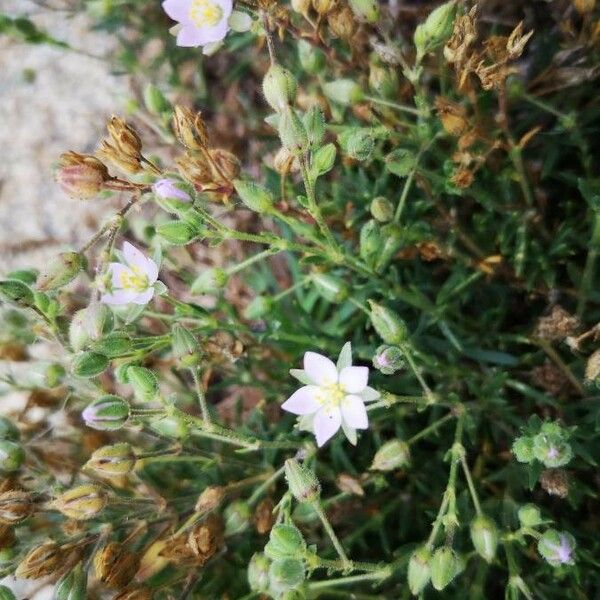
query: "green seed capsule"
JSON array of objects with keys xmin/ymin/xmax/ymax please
[
  {"xmin": 430, "ymin": 547, "xmax": 464, "ymax": 591},
  {"xmin": 407, "ymin": 546, "xmax": 431, "ymax": 595},
  {"xmin": 248, "ymin": 552, "xmax": 271, "ymax": 593},
  {"xmin": 126, "ymin": 366, "xmax": 159, "ymax": 403},
  {"xmin": 265, "ymin": 524, "xmax": 306, "ymax": 560},
  {"xmin": 0, "ymin": 441, "xmax": 25, "ymax": 472},
  {"xmin": 284, "ymin": 459, "xmax": 321, "ymax": 503},
  {"xmin": 370, "ymin": 439, "xmax": 410, "ymax": 471},
  {"xmin": 470, "ymin": 514, "xmax": 498, "ymax": 563},
  {"xmin": 368, "ymin": 301, "xmax": 409, "ymax": 345},
  {"xmin": 72, "ymin": 351, "xmax": 109, "ymax": 378}
]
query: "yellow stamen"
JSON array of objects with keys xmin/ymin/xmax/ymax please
[
  {"xmin": 189, "ymin": 0, "xmax": 224, "ymax": 27},
  {"xmin": 119, "ymin": 267, "xmax": 149, "ymax": 293},
  {"xmin": 315, "ymin": 384, "xmax": 346, "ymax": 410}
]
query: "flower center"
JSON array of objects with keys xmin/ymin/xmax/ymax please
[
  {"xmin": 119, "ymin": 267, "xmax": 149, "ymax": 293},
  {"xmin": 315, "ymin": 384, "xmax": 346, "ymax": 409},
  {"xmin": 189, "ymin": 0, "xmax": 224, "ymax": 27}
]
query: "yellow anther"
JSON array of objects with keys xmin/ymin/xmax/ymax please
[{"xmin": 189, "ymin": 0, "xmax": 224, "ymax": 27}]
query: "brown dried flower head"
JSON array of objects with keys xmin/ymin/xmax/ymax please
[
  {"xmin": 15, "ymin": 541, "xmax": 63, "ymax": 579},
  {"xmin": 187, "ymin": 514, "xmax": 224, "ymax": 564},
  {"xmin": 0, "ymin": 490, "xmax": 35, "ymax": 525},
  {"xmin": 540, "ymin": 469, "xmax": 569, "ymax": 498},
  {"xmin": 531, "ymin": 360, "xmax": 569, "ymax": 395},
  {"xmin": 173, "ymin": 105, "xmax": 209, "ymax": 151},
  {"xmin": 534, "ymin": 305, "xmax": 580, "ymax": 341},
  {"xmin": 444, "ymin": 5, "xmax": 478, "ymax": 66},
  {"xmin": 56, "ymin": 151, "xmax": 111, "ymax": 199},
  {"xmin": 97, "ymin": 139, "xmax": 143, "ymax": 174},
  {"xmin": 0, "ymin": 525, "xmax": 16, "ymax": 549},
  {"xmin": 107, "ymin": 116, "xmax": 142, "ymax": 157},
  {"xmin": 573, "ymin": 0, "xmax": 596, "ymax": 13},
  {"xmin": 506, "ymin": 21, "xmax": 534, "ymax": 60},
  {"xmin": 312, "ymin": 0, "xmax": 334, "ymax": 15},
  {"xmin": 208, "ymin": 148, "xmax": 241, "ymax": 183},
  {"xmin": 435, "ymin": 97, "xmax": 469, "ymax": 136},
  {"xmin": 94, "ymin": 541, "xmax": 141, "ymax": 589},
  {"xmin": 327, "ymin": 6, "xmax": 357, "ymax": 40},
  {"xmin": 195, "ymin": 485, "xmax": 226, "ymax": 513},
  {"xmin": 253, "ymin": 497, "xmax": 275, "ymax": 534}
]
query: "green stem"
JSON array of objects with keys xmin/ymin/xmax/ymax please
[
  {"xmin": 312, "ymin": 501, "xmax": 351, "ymax": 571},
  {"xmin": 366, "ymin": 393, "xmax": 428, "ymax": 412},
  {"xmin": 460, "ymin": 454, "xmax": 482, "ymax": 515},
  {"xmin": 247, "ymin": 465, "xmax": 285, "ymax": 507},
  {"xmin": 190, "ymin": 366, "xmax": 211, "ymax": 425},
  {"xmin": 407, "ymin": 412, "xmax": 455, "ymax": 445},
  {"xmin": 400, "ymin": 344, "xmax": 436, "ymax": 403},
  {"xmin": 364, "ymin": 95, "xmax": 422, "ymax": 116},
  {"xmin": 307, "ymin": 569, "xmax": 391, "ymax": 591},
  {"xmin": 577, "ymin": 210, "xmax": 600, "ymax": 318},
  {"xmin": 534, "ymin": 337, "xmax": 585, "ymax": 397}
]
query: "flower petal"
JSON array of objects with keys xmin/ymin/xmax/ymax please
[
  {"xmin": 107, "ymin": 263, "xmax": 130, "ymax": 289},
  {"xmin": 341, "ymin": 395, "xmax": 368, "ymax": 429},
  {"xmin": 153, "ymin": 179, "xmax": 191, "ymax": 202},
  {"xmin": 144, "ymin": 257, "xmax": 159, "ymax": 283},
  {"xmin": 339, "ymin": 366, "xmax": 369, "ymax": 394},
  {"xmin": 215, "ymin": 0, "xmax": 233, "ymax": 18},
  {"xmin": 101, "ymin": 289, "xmax": 138, "ymax": 306},
  {"xmin": 132, "ymin": 288, "xmax": 155, "ymax": 306},
  {"xmin": 281, "ymin": 386, "xmax": 320, "ymax": 415},
  {"xmin": 361, "ymin": 386, "xmax": 381, "ymax": 402},
  {"xmin": 304, "ymin": 352, "xmax": 338, "ymax": 386},
  {"xmin": 162, "ymin": 0, "xmax": 192, "ymax": 22},
  {"xmin": 123, "ymin": 242, "xmax": 149, "ymax": 271},
  {"xmin": 313, "ymin": 407, "xmax": 342, "ymax": 447}
]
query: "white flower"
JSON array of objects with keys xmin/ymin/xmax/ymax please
[
  {"xmin": 101, "ymin": 242, "xmax": 159, "ymax": 306},
  {"xmin": 282, "ymin": 342, "xmax": 380, "ymax": 447}
]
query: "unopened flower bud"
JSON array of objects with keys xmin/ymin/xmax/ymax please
[
  {"xmin": 0, "ymin": 279, "xmax": 35, "ymax": 307},
  {"xmin": 149, "ymin": 415, "xmax": 189, "ymax": 439},
  {"xmin": 348, "ymin": 0, "xmax": 379, "ymax": 23},
  {"xmin": 323, "ymin": 79, "xmax": 363, "ymax": 106},
  {"xmin": 518, "ymin": 504, "xmax": 542, "ymax": 528},
  {"xmin": 370, "ymin": 196, "xmax": 394, "ymax": 222},
  {"xmin": 82, "ymin": 396, "xmax": 130, "ymax": 431},
  {"xmin": 263, "ymin": 64, "xmax": 297, "ymax": 112},
  {"xmin": 532, "ymin": 425, "xmax": 573, "ymax": 468},
  {"xmin": 0, "ymin": 491, "xmax": 34, "ymax": 525},
  {"xmin": 0, "ymin": 418, "xmax": 20, "ymax": 442},
  {"xmin": 414, "ymin": 1, "xmax": 457, "ymax": 61},
  {"xmin": 470, "ymin": 514, "xmax": 498, "ymax": 563},
  {"xmin": 312, "ymin": 273, "xmax": 349, "ymax": 303},
  {"xmin": 285, "ymin": 459, "xmax": 321, "ymax": 503},
  {"xmin": 144, "ymin": 83, "xmax": 170, "ymax": 114},
  {"xmin": 153, "ymin": 178, "xmax": 192, "ymax": 214},
  {"xmin": 173, "ymin": 105, "xmax": 209, "ymax": 150},
  {"xmin": 360, "ymin": 220, "xmax": 382, "ymax": 265},
  {"xmin": 191, "ymin": 268, "xmax": 229, "ymax": 295},
  {"xmin": 0, "ymin": 441, "xmax": 25, "ymax": 473},
  {"xmin": 56, "ymin": 151, "xmax": 111, "ymax": 199},
  {"xmin": 55, "ymin": 484, "xmax": 107, "ymax": 520},
  {"xmin": 370, "ymin": 439, "xmax": 410, "ymax": 471},
  {"xmin": 265, "ymin": 524, "xmax": 306, "ymax": 560},
  {"xmin": 248, "ymin": 552, "xmax": 271, "ymax": 593},
  {"xmin": 157, "ymin": 220, "xmax": 197, "ymax": 246},
  {"xmin": 372, "ymin": 345, "xmax": 405, "ymax": 375},
  {"xmin": 368, "ymin": 301, "xmax": 409, "ymax": 345},
  {"xmin": 269, "ymin": 558, "xmax": 305, "ymax": 594},
  {"xmin": 94, "ymin": 542, "xmax": 140, "ymax": 588},
  {"xmin": 15, "ymin": 541, "xmax": 62, "ymax": 579},
  {"xmin": 537, "ymin": 529, "xmax": 576, "ymax": 567},
  {"xmin": 512, "ymin": 435, "xmax": 534, "ymax": 463},
  {"xmin": 224, "ymin": 500, "xmax": 251, "ymax": 536},
  {"xmin": 339, "ymin": 128, "xmax": 374, "ymax": 161},
  {"xmin": 233, "ymin": 180, "xmax": 275, "ymax": 214},
  {"xmin": 69, "ymin": 303, "xmax": 113, "ymax": 352},
  {"xmin": 195, "ymin": 485, "xmax": 226, "ymax": 513},
  {"xmin": 85, "ymin": 443, "xmax": 137, "ymax": 477},
  {"xmin": 36, "ymin": 252, "xmax": 86, "ymax": 292},
  {"xmin": 408, "ymin": 546, "xmax": 431, "ymax": 595},
  {"xmin": 127, "ymin": 366, "xmax": 159, "ymax": 403},
  {"xmin": 172, "ymin": 324, "xmax": 201, "ymax": 367},
  {"xmin": 430, "ymin": 546, "xmax": 464, "ymax": 591},
  {"xmin": 55, "ymin": 562, "xmax": 87, "ymax": 600},
  {"xmin": 278, "ymin": 107, "xmax": 309, "ymax": 155},
  {"xmin": 72, "ymin": 351, "xmax": 109, "ymax": 378}
]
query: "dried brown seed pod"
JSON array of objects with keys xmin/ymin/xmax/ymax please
[
  {"xmin": 173, "ymin": 105, "xmax": 209, "ymax": 151},
  {"xmin": 94, "ymin": 542, "xmax": 141, "ymax": 589},
  {"xmin": 435, "ymin": 97, "xmax": 469, "ymax": 137},
  {"xmin": 195, "ymin": 486, "xmax": 226, "ymax": 513},
  {"xmin": 253, "ymin": 497, "xmax": 275, "ymax": 535},
  {"xmin": 54, "ymin": 484, "xmax": 107, "ymax": 521},
  {"xmin": 187, "ymin": 514, "xmax": 223, "ymax": 565},
  {"xmin": 56, "ymin": 151, "xmax": 111, "ymax": 199},
  {"xmin": 534, "ymin": 306, "xmax": 580, "ymax": 342},
  {"xmin": 540, "ymin": 469, "xmax": 569, "ymax": 498},
  {"xmin": 0, "ymin": 490, "xmax": 35, "ymax": 525},
  {"xmin": 15, "ymin": 541, "xmax": 62, "ymax": 579}
]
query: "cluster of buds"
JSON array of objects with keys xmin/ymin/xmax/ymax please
[
  {"xmin": 173, "ymin": 105, "xmax": 239, "ymax": 200},
  {"xmin": 408, "ymin": 545, "xmax": 465, "ymax": 594},
  {"xmin": 512, "ymin": 421, "xmax": 573, "ymax": 469}
]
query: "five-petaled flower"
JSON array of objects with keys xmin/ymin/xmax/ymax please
[
  {"xmin": 282, "ymin": 343, "xmax": 380, "ymax": 447},
  {"xmin": 101, "ymin": 242, "xmax": 159, "ymax": 306}
]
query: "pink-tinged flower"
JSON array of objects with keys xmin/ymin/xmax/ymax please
[
  {"xmin": 153, "ymin": 178, "xmax": 192, "ymax": 202},
  {"xmin": 282, "ymin": 342, "xmax": 380, "ymax": 447},
  {"xmin": 163, "ymin": 0, "xmax": 233, "ymax": 48},
  {"xmin": 101, "ymin": 242, "xmax": 159, "ymax": 306}
]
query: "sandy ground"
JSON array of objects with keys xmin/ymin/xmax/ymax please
[{"xmin": 0, "ymin": 0, "xmax": 131, "ymax": 274}]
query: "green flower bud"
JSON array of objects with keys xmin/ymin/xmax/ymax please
[
  {"xmin": 312, "ymin": 273, "xmax": 349, "ymax": 303},
  {"xmin": 127, "ymin": 366, "xmax": 159, "ymax": 403},
  {"xmin": 312, "ymin": 143, "xmax": 336, "ymax": 177},
  {"xmin": 414, "ymin": 0, "xmax": 456, "ymax": 61},
  {"xmin": 303, "ymin": 106, "xmax": 326, "ymax": 148},
  {"xmin": 191, "ymin": 268, "xmax": 229, "ymax": 295},
  {"xmin": 0, "ymin": 279, "xmax": 34, "ymax": 307},
  {"xmin": 269, "ymin": 558, "xmax": 305, "ymax": 594},
  {"xmin": 368, "ymin": 301, "xmax": 408, "ymax": 345},
  {"xmin": 372, "ymin": 345, "xmax": 405, "ymax": 375},
  {"xmin": 518, "ymin": 504, "xmax": 542, "ymax": 528},
  {"xmin": 338, "ymin": 128, "xmax": 374, "ymax": 161},
  {"xmin": 512, "ymin": 435, "xmax": 534, "ymax": 463},
  {"xmin": 55, "ymin": 562, "xmax": 87, "ymax": 600},
  {"xmin": 69, "ymin": 303, "xmax": 114, "ymax": 352},
  {"xmin": 72, "ymin": 351, "xmax": 109, "ymax": 378},
  {"xmin": 430, "ymin": 546, "xmax": 464, "ymax": 591},
  {"xmin": 470, "ymin": 514, "xmax": 498, "ymax": 563},
  {"xmin": 348, "ymin": 0, "xmax": 379, "ymax": 23},
  {"xmin": 82, "ymin": 396, "xmax": 130, "ymax": 431},
  {"xmin": 537, "ymin": 529, "xmax": 576, "ymax": 567},
  {"xmin": 54, "ymin": 484, "xmax": 107, "ymax": 520},
  {"xmin": 149, "ymin": 415, "xmax": 189, "ymax": 439},
  {"xmin": 224, "ymin": 500, "xmax": 251, "ymax": 536},
  {"xmin": 86, "ymin": 443, "xmax": 137, "ymax": 477},
  {"xmin": 91, "ymin": 332, "xmax": 131, "ymax": 358},
  {"xmin": 263, "ymin": 64, "xmax": 297, "ymax": 112},
  {"xmin": 248, "ymin": 552, "xmax": 271, "ymax": 593},
  {"xmin": 375, "ymin": 223, "xmax": 404, "ymax": 272},
  {"xmin": 278, "ymin": 107, "xmax": 309, "ymax": 155},
  {"xmin": 298, "ymin": 40, "xmax": 325, "ymax": 75},
  {"xmin": 36, "ymin": 252, "xmax": 86, "ymax": 292},
  {"xmin": 370, "ymin": 196, "xmax": 394, "ymax": 223},
  {"xmin": 0, "ymin": 417, "xmax": 20, "ymax": 442},
  {"xmin": 360, "ymin": 219, "xmax": 382, "ymax": 266},
  {"xmin": 172, "ymin": 324, "xmax": 201, "ymax": 367},
  {"xmin": 265, "ymin": 524, "xmax": 306, "ymax": 560},
  {"xmin": 0, "ymin": 586, "xmax": 16, "ymax": 600},
  {"xmin": 233, "ymin": 180, "xmax": 274, "ymax": 214},
  {"xmin": 285, "ymin": 459, "xmax": 321, "ymax": 503},
  {"xmin": 0, "ymin": 441, "xmax": 25, "ymax": 472},
  {"xmin": 370, "ymin": 439, "xmax": 410, "ymax": 471},
  {"xmin": 244, "ymin": 295, "xmax": 274, "ymax": 320},
  {"xmin": 156, "ymin": 220, "xmax": 197, "ymax": 245},
  {"xmin": 143, "ymin": 83, "xmax": 170, "ymax": 115},
  {"xmin": 323, "ymin": 79, "xmax": 363, "ymax": 106},
  {"xmin": 532, "ymin": 430, "xmax": 573, "ymax": 468},
  {"xmin": 407, "ymin": 546, "xmax": 431, "ymax": 596}
]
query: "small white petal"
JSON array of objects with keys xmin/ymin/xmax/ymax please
[
  {"xmin": 341, "ymin": 395, "xmax": 368, "ymax": 429},
  {"xmin": 339, "ymin": 366, "xmax": 369, "ymax": 394},
  {"xmin": 132, "ymin": 288, "xmax": 155, "ymax": 305},
  {"xmin": 313, "ymin": 407, "xmax": 342, "ymax": 447},
  {"xmin": 101, "ymin": 289, "xmax": 138, "ymax": 306},
  {"xmin": 304, "ymin": 351, "xmax": 338, "ymax": 386},
  {"xmin": 122, "ymin": 242, "xmax": 150, "ymax": 273},
  {"xmin": 361, "ymin": 386, "xmax": 381, "ymax": 402},
  {"xmin": 281, "ymin": 386, "xmax": 320, "ymax": 415}
]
